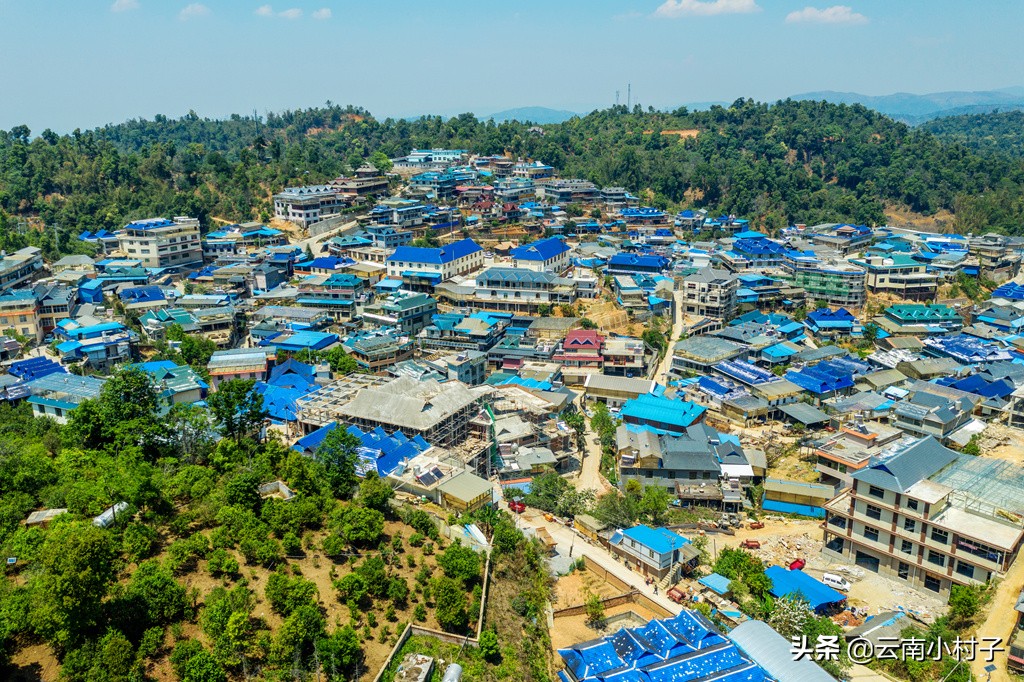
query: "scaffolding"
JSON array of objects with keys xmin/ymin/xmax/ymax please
[{"xmin": 934, "ymin": 455, "xmax": 1024, "ymax": 522}]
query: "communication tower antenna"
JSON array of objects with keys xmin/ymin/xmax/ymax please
[{"xmin": 627, "ymin": 83, "xmax": 631, "ymax": 109}]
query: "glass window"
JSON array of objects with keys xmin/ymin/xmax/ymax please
[
  {"xmin": 866, "ymin": 504, "xmax": 882, "ymax": 520},
  {"xmin": 907, "ymin": 499, "xmax": 919, "ymax": 511},
  {"xmin": 956, "ymin": 561, "xmax": 975, "ymax": 579},
  {"xmin": 898, "ymin": 562, "xmax": 909, "ymax": 580},
  {"xmin": 931, "ymin": 528, "xmax": 949, "ymax": 544},
  {"xmin": 904, "ymin": 519, "xmax": 916, "ymax": 532},
  {"xmin": 924, "ymin": 575, "xmax": 941, "ymax": 592},
  {"xmin": 868, "ymin": 485, "xmax": 885, "ymax": 499},
  {"xmin": 864, "ymin": 527, "xmax": 879, "ymax": 542},
  {"xmin": 901, "ymin": 540, "xmax": 913, "ymax": 554},
  {"xmin": 928, "ymin": 551, "xmax": 945, "ymax": 567}
]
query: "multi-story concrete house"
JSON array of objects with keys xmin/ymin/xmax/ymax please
[
  {"xmin": 850, "ymin": 255, "xmax": 939, "ymax": 301},
  {"xmin": 509, "ymin": 237, "xmax": 571, "ymax": 272},
  {"xmin": 0, "ymin": 247, "xmax": 44, "ymax": 290},
  {"xmin": 385, "ymin": 239, "xmax": 484, "ymax": 290},
  {"xmin": 273, "ymin": 186, "xmax": 346, "ymax": 228},
  {"xmin": 117, "ymin": 217, "xmax": 202, "ymax": 269},
  {"xmin": 471, "ymin": 268, "xmax": 578, "ymax": 313},
  {"xmin": 822, "ymin": 436, "xmax": 1024, "ymax": 599},
  {"xmin": 682, "ymin": 268, "xmax": 737, "ymax": 320}
]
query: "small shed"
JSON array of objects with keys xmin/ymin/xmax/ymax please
[
  {"xmin": 762, "ymin": 478, "xmax": 834, "ymax": 518},
  {"xmin": 574, "ymin": 514, "xmax": 607, "ymax": 542},
  {"xmin": 437, "ymin": 470, "xmax": 494, "ymax": 512},
  {"xmin": 92, "ymin": 502, "xmax": 129, "ymax": 529},
  {"xmin": 698, "ymin": 572, "xmax": 733, "ymax": 596},
  {"xmin": 24, "ymin": 508, "xmax": 68, "ymax": 528},
  {"xmin": 764, "ymin": 565, "xmax": 846, "ymax": 614}
]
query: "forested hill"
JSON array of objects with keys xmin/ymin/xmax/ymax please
[
  {"xmin": 921, "ymin": 111, "xmax": 1024, "ymax": 158},
  {"xmin": 3, "ymin": 99, "xmax": 1024, "ymax": 259}
]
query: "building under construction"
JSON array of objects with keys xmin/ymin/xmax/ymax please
[{"xmin": 297, "ymin": 374, "xmax": 490, "ymax": 449}]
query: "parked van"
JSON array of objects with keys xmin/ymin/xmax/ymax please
[{"xmin": 821, "ymin": 573, "xmax": 851, "ymax": 592}]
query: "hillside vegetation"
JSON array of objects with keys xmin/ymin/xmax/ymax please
[
  {"xmin": 921, "ymin": 110, "xmax": 1024, "ymax": 157},
  {"xmin": 3, "ymin": 100, "xmax": 1024, "ymax": 259}
]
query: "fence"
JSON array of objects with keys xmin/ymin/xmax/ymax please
[{"xmin": 372, "ymin": 552, "xmax": 491, "ymax": 682}]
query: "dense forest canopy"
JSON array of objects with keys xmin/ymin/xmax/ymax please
[
  {"xmin": 3, "ymin": 99, "xmax": 1024, "ymax": 259},
  {"xmin": 921, "ymin": 110, "xmax": 1024, "ymax": 158}
]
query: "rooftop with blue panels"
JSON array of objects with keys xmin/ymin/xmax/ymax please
[
  {"xmin": 293, "ymin": 423, "xmax": 430, "ymax": 476},
  {"xmin": 805, "ymin": 307, "xmax": 857, "ymax": 328},
  {"xmin": 714, "ymin": 359, "xmax": 779, "ymax": 387},
  {"xmin": 991, "ymin": 282, "xmax": 1024, "ymax": 301},
  {"xmin": 922, "ymin": 334, "xmax": 1014, "ymax": 364},
  {"xmin": 557, "ymin": 610, "xmax": 769, "ymax": 682},
  {"xmin": 9, "ymin": 357, "xmax": 66, "ymax": 382},
  {"xmin": 785, "ymin": 362, "xmax": 856, "ymax": 395},
  {"xmin": 124, "ymin": 217, "xmax": 175, "ymax": 230}
]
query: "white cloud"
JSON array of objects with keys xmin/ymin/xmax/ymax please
[
  {"xmin": 110, "ymin": 0, "xmax": 139, "ymax": 12},
  {"xmin": 785, "ymin": 5, "xmax": 868, "ymax": 24},
  {"xmin": 179, "ymin": 3, "xmax": 210, "ymax": 20},
  {"xmin": 312, "ymin": 8, "xmax": 332, "ymax": 20},
  {"xmin": 255, "ymin": 4, "xmax": 274, "ymax": 16},
  {"xmin": 654, "ymin": 0, "xmax": 760, "ymax": 18},
  {"xmin": 279, "ymin": 7, "xmax": 303, "ymax": 19}
]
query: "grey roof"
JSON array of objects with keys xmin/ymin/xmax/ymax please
[
  {"xmin": 684, "ymin": 267, "xmax": 735, "ymax": 285},
  {"xmin": 727, "ymin": 620, "xmax": 834, "ymax": 682},
  {"xmin": 673, "ymin": 336, "xmax": 744, "ymax": 363},
  {"xmin": 851, "ymin": 436, "xmax": 958, "ymax": 493},
  {"xmin": 845, "ymin": 612, "xmax": 911, "ymax": 644},
  {"xmin": 777, "ymin": 402, "xmax": 831, "ymax": 425},
  {"xmin": 437, "ymin": 470, "xmax": 493, "ymax": 503},
  {"xmin": 339, "ymin": 376, "xmax": 485, "ymax": 431}
]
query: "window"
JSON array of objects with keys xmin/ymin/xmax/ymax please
[
  {"xmin": 901, "ymin": 540, "xmax": 913, "ymax": 554},
  {"xmin": 924, "ymin": 575, "xmax": 941, "ymax": 592},
  {"xmin": 898, "ymin": 562, "xmax": 910, "ymax": 580},
  {"xmin": 927, "ymin": 551, "xmax": 945, "ymax": 567},
  {"xmin": 863, "ymin": 527, "xmax": 879, "ymax": 542},
  {"xmin": 956, "ymin": 561, "xmax": 975, "ymax": 580},
  {"xmin": 868, "ymin": 485, "xmax": 885, "ymax": 499},
  {"xmin": 931, "ymin": 528, "xmax": 949, "ymax": 544},
  {"xmin": 904, "ymin": 519, "xmax": 916, "ymax": 532},
  {"xmin": 906, "ymin": 498, "xmax": 919, "ymax": 511},
  {"xmin": 866, "ymin": 504, "xmax": 882, "ymax": 520}
]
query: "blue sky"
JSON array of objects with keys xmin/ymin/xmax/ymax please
[{"xmin": 1, "ymin": 0, "xmax": 1021, "ymax": 132}]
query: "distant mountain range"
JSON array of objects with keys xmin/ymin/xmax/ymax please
[
  {"xmin": 790, "ymin": 87, "xmax": 1024, "ymax": 124},
  {"xmin": 484, "ymin": 106, "xmax": 580, "ymax": 124}
]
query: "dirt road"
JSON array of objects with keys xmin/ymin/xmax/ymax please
[
  {"xmin": 652, "ymin": 290, "xmax": 686, "ymax": 382},
  {"xmin": 971, "ymin": 555, "xmax": 1024, "ymax": 682},
  {"xmin": 515, "ymin": 506, "xmax": 684, "ymax": 614}
]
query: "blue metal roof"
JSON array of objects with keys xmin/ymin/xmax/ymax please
[
  {"xmin": 510, "ymin": 237, "xmax": 569, "ymax": 261},
  {"xmin": 698, "ymin": 573, "xmax": 732, "ymax": 595},
  {"xmin": 388, "ymin": 238, "xmax": 481, "ymax": 265},
  {"xmin": 765, "ymin": 565, "xmax": 846, "ymax": 612},
  {"xmin": 621, "ymin": 394, "xmax": 706, "ymax": 430}
]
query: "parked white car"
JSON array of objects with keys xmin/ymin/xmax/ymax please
[{"xmin": 821, "ymin": 573, "xmax": 851, "ymax": 592}]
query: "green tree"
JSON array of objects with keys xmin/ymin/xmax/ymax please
[
  {"xmin": 315, "ymin": 426, "xmax": 363, "ymax": 498},
  {"xmin": 31, "ymin": 521, "xmax": 118, "ymax": 650},
  {"xmin": 323, "ymin": 346, "xmax": 359, "ymax": 375},
  {"xmin": 585, "ymin": 593, "xmax": 605, "ymax": 626},
  {"xmin": 369, "ymin": 150, "xmax": 393, "ymax": 174},
  {"xmin": 433, "ymin": 576, "xmax": 469, "ymax": 632},
  {"xmin": 479, "ymin": 628, "xmax": 500, "ymax": 662},
  {"xmin": 358, "ymin": 470, "xmax": 394, "ymax": 512},
  {"xmin": 264, "ymin": 571, "xmax": 318, "ymax": 616},
  {"xmin": 206, "ymin": 379, "xmax": 267, "ymax": 444},
  {"xmin": 332, "ymin": 504, "xmax": 385, "ymax": 546},
  {"xmin": 438, "ymin": 541, "xmax": 481, "ymax": 583}
]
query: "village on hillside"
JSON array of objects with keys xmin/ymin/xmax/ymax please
[{"xmin": 6, "ymin": 147, "xmax": 1024, "ymax": 682}]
